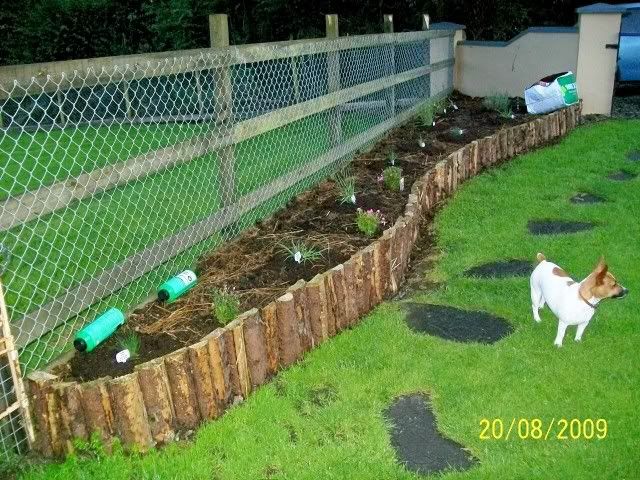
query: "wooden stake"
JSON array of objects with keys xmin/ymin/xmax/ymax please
[
  {"xmin": 107, "ymin": 372, "xmax": 153, "ymax": 451},
  {"xmin": 188, "ymin": 340, "xmax": 220, "ymax": 420},
  {"xmin": 135, "ymin": 357, "xmax": 175, "ymax": 443},
  {"xmin": 229, "ymin": 315, "xmax": 251, "ymax": 398},
  {"xmin": 259, "ymin": 303, "xmax": 279, "ymax": 376},
  {"xmin": 242, "ymin": 309, "xmax": 269, "ymax": 388},
  {"xmin": 164, "ymin": 348, "xmax": 200, "ymax": 429},
  {"xmin": 275, "ymin": 292, "xmax": 302, "ymax": 367}
]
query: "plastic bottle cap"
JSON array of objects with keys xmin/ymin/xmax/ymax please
[
  {"xmin": 158, "ymin": 289, "xmax": 169, "ymax": 302},
  {"xmin": 74, "ymin": 338, "xmax": 87, "ymax": 352}
]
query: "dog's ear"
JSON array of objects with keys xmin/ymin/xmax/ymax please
[{"xmin": 595, "ymin": 257, "xmax": 608, "ymax": 284}]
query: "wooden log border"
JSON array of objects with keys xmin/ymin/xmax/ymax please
[{"xmin": 26, "ymin": 104, "xmax": 581, "ymax": 456}]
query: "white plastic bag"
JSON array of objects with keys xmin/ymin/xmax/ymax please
[{"xmin": 525, "ymin": 72, "xmax": 579, "ymax": 114}]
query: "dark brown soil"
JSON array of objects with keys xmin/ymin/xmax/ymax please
[
  {"xmin": 527, "ymin": 219, "xmax": 595, "ymax": 236},
  {"xmin": 607, "ymin": 170, "xmax": 637, "ymax": 181},
  {"xmin": 65, "ymin": 94, "xmax": 532, "ymax": 382},
  {"xmin": 570, "ymin": 193, "xmax": 606, "ymax": 204},
  {"xmin": 404, "ymin": 303, "xmax": 513, "ymax": 344},
  {"xmin": 464, "ymin": 259, "xmax": 532, "ymax": 279},
  {"xmin": 384, "ymin": 393, "xmax": 477, "ymax": 475}
]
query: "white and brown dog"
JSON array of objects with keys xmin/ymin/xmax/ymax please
[{"xmin": 530, "ymin": 253, "xmax": 628, "ymax": 346}]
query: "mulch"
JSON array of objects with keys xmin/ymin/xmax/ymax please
[
  {"xmin": 64, "ymin": 94, "xmax": 532, "ymax": 382},
  {"xmin": 384, "ymin": 393, "xmax": 477, "ymax": 475},
  {"xmin": 404, "ymin": 303, "xmax": 513, "ymax": 344}
]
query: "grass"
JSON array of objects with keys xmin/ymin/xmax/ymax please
[
  {"xmin": 2, "ymin": 109, "xmax": 381, "ymax": 371},
  {"xmin": 19, "ymin": 120, "xmax": 640, "ymax": 479}
]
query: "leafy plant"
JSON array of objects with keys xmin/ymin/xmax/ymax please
[
  {"xmin": 450, "ymin": 127, "xmax": 465, "ymax": 137},
  {"xmin": 383, "ymin": 166, "xmax": 403, "ymax": 191},
  {"xmin": 212, "ymin": 287, "xmax": 240, "ymax": 325},
  {"xmin": 281, "ymin": 241, "xmax": 323, "ymax": 265},
  {"xmin": 387, "ymin": 150, "xmax": 398, "ymax": 166},
  {"xmin": 334, "ymin": 171, "xmax": 357, "ymax": 204},
  {"xmin": 483, "ymin": 94, "xmax": 513, "ymax": 118},
  {"xmin": 417, "ymin": 101, "xmax": 436, "ymax": 127},
  {"xmin": 117, "ymin": 332, "xmax": 141, "ymax": 358},
  {"xmin": 356, "ymin": 208, "xmax": 386, "ymax": 237}
]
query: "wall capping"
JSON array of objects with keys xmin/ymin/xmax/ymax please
[{"xmin": 459, "ymin": 26, "xmax": 579, "ymax": 48}]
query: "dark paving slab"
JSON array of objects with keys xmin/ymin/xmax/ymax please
[
  {"xmin": 384, "ymin": 393, "xmax": 477, "ymax": 476},
  {"xmin": 405, "ymin": 303, "xmax": 513, "ymax": 344},
  {"xmin": 570, "ymin": 193, "xmax": 605, "ymax": 204},
  {"xmin": 627, "ymin": 150, "xmax": 640, "ymax": 162},
  {"xmin": 607, "ymin": 171, "xmax": 637, "ymax": 181},
  {"xmin": 464, "ymin": 259, "xmax": 531, "ymax": 279},
  {"xmin": 527, "ymin": 219, "xmax": 595, "ymax": 235}
]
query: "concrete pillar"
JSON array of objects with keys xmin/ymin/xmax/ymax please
[{"xmin": 575, "ymin": 4, "xmax": 625, "ymax": 115}]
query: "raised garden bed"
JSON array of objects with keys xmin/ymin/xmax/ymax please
[{"xmin": 27, "ymin": 100, "xmax": 581, "ymax": 458}]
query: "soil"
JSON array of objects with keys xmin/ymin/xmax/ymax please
[
  {"xmin": 570, "ymin": 193, "xmax": 606, "ymax": 204},
  {"xmin": 627, "ymin": 150, "xmax": 640, "ymax": 162},
  {"xmin": 384, "ymin": 393, "xmax": 477, "ymax": 475},
  {"xmin": 464, "ymin": 259, "xmax": 532, "ymax": 279},
  {"xmin": 63, "ymin": 94, "xmax": 534, "ymax": 382},
  {"xmin": 404, "ymin": 303, "xmax": 513, "ymax": 344},
  {"xmin": 527, "ymin": 219, "xmax": 595, "ymax": 236},
  {"xmin": 607, "ymin": 170, "xmax": 637, "ymax": 181}
]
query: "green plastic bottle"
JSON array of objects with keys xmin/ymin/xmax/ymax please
[
  {"xmin": 157, "ymin": 270, "xmax": 197, "ymax": 303},
  {"xmin": 74, "ymin": 308, "xmax": 125, "ymax": 352}
]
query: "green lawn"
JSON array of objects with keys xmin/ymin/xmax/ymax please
[
  {"xmin": 15, "ymin": 119, "xmax": 640, "ymax": 479},
  {"xmin": 2, "ymin": 109, "xmax": 382, "ymax": 370}
]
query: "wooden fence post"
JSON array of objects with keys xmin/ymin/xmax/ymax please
[
  {"xmin": 383, "ymin": 14, "xmax": 396, "ymax": 119},
  {"xmin": 325, "ymin": 14, "xmax": 343, "ymax": 146},
  {"xmin": 209, "ymin": 13, "xmax": 236, "ymax": 207}
]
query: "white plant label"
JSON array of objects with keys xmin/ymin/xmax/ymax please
[
  {"xmin": 177, "ymin": 270, "xmax": 196, "ymax": 285},
  {"xmin": 116, "ymin": 349, "xmax": 131, "ymax": 363},
  {"xmin": 350, "ymin": 194, "xmax": 356, "ymax": 204},
  {"xmin": 432, "ymin": 121, "xmax": 436, "ymax": 127},
  {"xmin": 454, "ymin": 104, "xmax": 458, "ymax": 110},
  {"xmin": 418, "ymin": 140, "xmax": 426, "ymax": 148},
  {"xmin": 444, "ymin": 108, "xmax": 447, "ymax": 114},
  {"xmin": 400, "ymin": 177, "xmax": 405, "ymax": 191},
  {"xmin": 294, "ymin": 251, "xmax": 302, "ymax": 264}
]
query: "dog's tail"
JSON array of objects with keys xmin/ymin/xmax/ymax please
[{"xmin": 536, "ymin": 252, "xmax": 546, "ymax": 263}]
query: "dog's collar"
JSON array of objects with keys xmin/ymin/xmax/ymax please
[{"xmin": 579, "ymin": 291, "xmax": 598, "ymax": 309}]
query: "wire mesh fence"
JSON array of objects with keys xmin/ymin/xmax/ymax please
[{"xmin": 0, "ymin": 25, "xmax": 455, "ymax": 460}]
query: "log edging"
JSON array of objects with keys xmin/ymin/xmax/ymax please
[{"xmin": 26, "ymin": 104, "xmax": 582, "ymax": 456}]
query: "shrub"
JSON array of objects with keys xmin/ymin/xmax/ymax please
[
  {"xmin": 212, "ymin": 287, "xmax": 240, "ymax": 325},
  {"xmin": 334, "ymin": 170, "xmax": 357, "ymax": 204},
  {"xmin": 281, "ymin": 241, "xmax": 323, "ymax": 265},
  {"xmin": 417, "ymin": 101, "xmax": 436, "ymax": 127},
  {"xmin": 483, "ymin": 94, "xmax": 513, "ymax": 118},
  {"xmin": 356, "ymin": 208, "xmax": 386, "ymax": 237},
  {"xmin": 116, "ymin": 332, "xmax": 141, "ymax": 359},
  {"xmin": 383, "ymin": 166, "xmax": 403, "ymax": 191}
]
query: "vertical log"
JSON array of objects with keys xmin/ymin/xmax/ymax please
[
  {"xmin": 205, "ymin": 328, "xmax": 233, "ymax": 408},
  {"xmin": 326, "ymin": 264, "xmax": 348, "ymax": 331},
  {"xmin": 373, "ymin": 234, "xmax": 392, "ymax": 299},
  {"xmin": 107, "ymin": 373, "xmax": 153, "ymax": 451},
  {"xmin": 54, "ymin": 382, "xmax": 87, "ymax": 454},
  {"xmin": 188, "ymin": 340, "xmax": 220, "ymax": 420},
  {"xmin": 361, "ymin": 245, "xmax": 377, "ymax": 311},
  {"xmin": 243, "ymin": 309, "xmax": 269, "ymax": 388},
  {"xmin": 164, "ymin": 348, "xmax": 200, "ymax": 429},
  {"xmin": 26, "ymin": 372, "xmax": 57, "ymax": 456},
  {"xmin": 259, "ymin": 303, "xmax": 279, "ymax": 376},
  {"xmin": 288, "ymin": 280, "xmax": 313, "ymax": 352},
  {"xmin": 320, "ymin": 273, "xmax": 336, "ymax": 338},
  {"xmin": 342, "ymin": 259, "xmax": 359, "ymax": 326},
  {"xmin": 275, "ymin": 292, "xmax": 302, "ymax": 368},
  {"xmin": 221, "ymin": 327, "xmax": 241, "ymax": 397},
  {"xmin": 526, "ymin": 121, "xmax": 536, "ymax": 150},
  {"xmin": 389, "ymin": 224, "xmax": 403, "ymax": 294},
  {"xmin": 229, "ymin": 316, "xmax": 251, "ymax": 398},
  {"xmin": 325, "ymin": 14, "xmax": 343, "ymax": 146},
  {"xmin": 305, "ymin": 275, "xmax": 325, "ymax": 346},
  {"xmin": 79, "ymin": 378, "xmax": 114, "ymax": 448},
  {"xmin": 135, "ymin": 357, "xmax": 175, "ymax": 444}
]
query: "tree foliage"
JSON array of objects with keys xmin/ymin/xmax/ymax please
[{"xmin": 0, "ymin": 0, "xmax": 631, "ymax": 66}]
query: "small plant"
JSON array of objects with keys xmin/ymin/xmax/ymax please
[
  {"xmin": 483, "ymin": 93, "xmax": 513, "ymax": 119},
  {"xmin": 383, "ymin": 166, "xmax": 403, "ymax": 191},
  {"xmin": 334, "ymin": 171, "xmax": 357, "ymax": 204},
  {"xmin": 212, "ymin": 287, "xmax": 240, "ymax": 325},
  {"xmin": 417, "ymin": 101, "xmax": 436, "ymax": 127},
  {"xmin": 356, "ymin": 208, "xmax": 386, "ymax": 237},
  {"xmin": 281, "ymin": 240, "xmax": 323, "ymax": 265},
  {"xmin": 117, "ymin": 332, "xmax": 141, "ymax": 359},
  {"xmin": 450, "ymin": 127, "xmax": 465, "ymax": 137},
  {"xmin": 417, "ymin": 137, "xmax": 426, "ymax": 148},
  {"xmin": 387, "ymin": 150, "xmax": 398, "ymax": 166}
]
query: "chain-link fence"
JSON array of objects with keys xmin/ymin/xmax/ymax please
[{"xmin": 0, "ymin": 24, "xmax": 455, "ymax": 460}]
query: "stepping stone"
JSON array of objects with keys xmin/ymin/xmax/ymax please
[
  {"xmin": 627, "ymin": 150, "xmax": 640, "ymax": 162},
  {"xmin": 608, "ymin": 171, "xmax": 637, "ymax": 181},
  {"xmin": 405, "ymin": 303, "xmax": 513, "ymax": 344},
  {"xmin": 384, "ymin": 393, "xmax": 477, "ymax": 476},
  {"xmin": 528, "ymin": 219, "xmax": 594, "ymax": 235},
  {"xmin": 464, "ymin": 259, "xmax": 531, "ymax": 279},
  {"xmin": 570, "ymin": 193, "xmax": 605, "ymax": 204}
]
